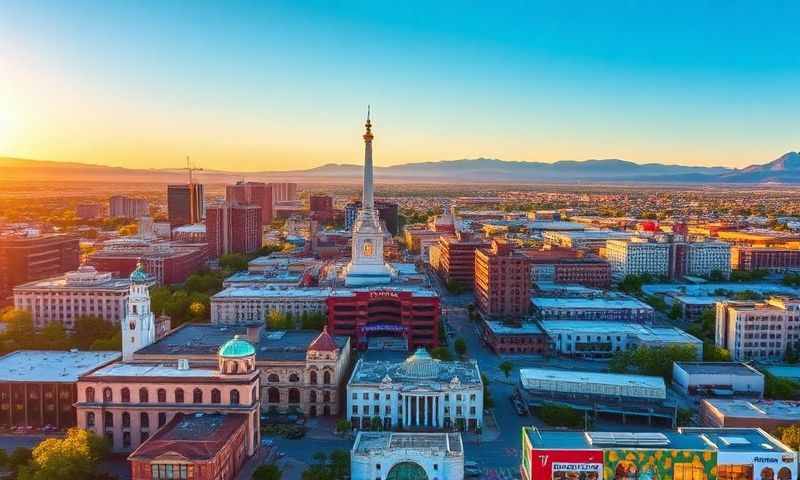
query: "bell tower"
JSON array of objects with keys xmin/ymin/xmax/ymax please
[{"xmin": 122, "ymin": 262, "xmax": 155, "ymax": 361}]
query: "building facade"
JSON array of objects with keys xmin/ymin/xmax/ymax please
[
  {"xmin": 87, "ymin": 239, "xmax": 208, "ymax": 285},
  {"xmin": 13, "ymin": 266, "xmax": 131, "ymax": 329},
  {"xmin": 211, "ymin": 287, "xmax": 329, "ymax": 324},
  {"xmin": 347, "ymin": 349, "xmax": 483, "ymax": 431},
  {"xmin": 206, "ymin": 203, "xmax": 262, "ymax": 259},
  {"xmin": 77, "ymin": 203, "xmax": 104, "ymax": 220},
  {"xmin": 226, "ymin": 181, "xmax": 273, "ymax": 225},
  {"xmin": 605, "ymin": 239, "xmax": 671, "ymax": 279},
  {"xmin": 351, "ymin": 432, "xmax": 464, "ymax": 480},
  {"xmin": 434, "ymin": 234, "xmax": 490, "ymax": 291},
  {"xmin": 482, "ymin": 321, "xmax": 549, "ymax": 355},
  {"xmin": 346, "ymin": 200, "xmax": 400, "ymax": 236},
  {"xmin": 687, "ymin": 241, "xmax": 731, "ymax": 277},
  {"xmin": 531, "ymin": 297, "xmax": 655, "ymax": 323},
  {"xmin": 715, "ymin": 297, "xmax": 800, "ymax": 361},
  {"xmin": 672, "ymin": 362, "xmax": 764, "ymax": 397},
  {"xmin": 0, "ymin": 232, "xmax": 80, "ymax": 303},
  {"xmin": 474, "ymin": 239, "xmax": 533, "ymax": 318},
  {"xmin": 109, "ymin": 196, "xmax": 149, "ymax": 219},
  {"xmin": 731, "ymin": 247, "xmax": 800, "ymax": 272},
  {"xmin": 167, "ymin": 184, "xmax": 204, "ymax": 227}
]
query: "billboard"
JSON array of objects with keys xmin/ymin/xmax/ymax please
[
  {"xmin": 528, "ymin": 448, "xmax": 605, "ymax": 480},
  {"xmin": 716, "ymin": 451, "xmax": 797, "ymax": 480},
  {"xmin": 604, "ymin": 449, "xmax": 718, "ymax": 480}
]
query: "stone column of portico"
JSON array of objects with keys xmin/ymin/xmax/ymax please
[
  {"xmin": 404, "ymin": 396, "xmax": 409, "ymax": 427},
  {"xmin": 423, "ymin": 396, "xmax": 428, "ymax": 427}
]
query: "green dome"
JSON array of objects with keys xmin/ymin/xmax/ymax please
[
  {"xmin": 130, "ymin": 262, "xmax": 149, "ymax": 284},
  {"xmin": 218, "ymin": 335, "xmax": 256, "ymax": 358}
]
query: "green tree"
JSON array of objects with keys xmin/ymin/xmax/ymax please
[
  {"xmin": 335, "ymin": 419, "xmax": 352, "ymax": 433},
  {"xmin": 668, "ymin": 303, "xmax": 682, "ymax": 320},
  {"xmin": 89, "ymin": 332, "xmax": 122, "ymax": 351},
  {"xmin": 430, "ymin": 347, "xmax": 453, "ymax": 361},
  {"xmin": 300, "ymin": 311, "xmax": 326, "ymax": 330},
  {"xmin": 778, "ymin": 424, "xmax": 800, "ymax": 450},
  {"xmin": 17, "ymin": 428, "xmax": 108, "ymax": 480},
  {"xmin": 609, "ymin": 345, "xmax": 698, "ymax": 381},
  {"xmin": 535, "ymin": 403, "xmax": 583, "ymax": 428},
  {"xmin": 445, "ymin": 279, "xmax": 465, "ymax": 294},
  {"xmin": 40, "ymin": 322, "xmax": 69, "ymax": 350},
  {"xmin": 266, "ymin": 310, "xmax": 294, "ymax": 330},
  {"xmin": 481, "ymin": 373, "xmax": 494, "ymax": 408},
  {"xmin": 312, "ymin": 451, "xmax": 327, "ymax": 466},
  {"xmin": 219, "ymin": 253, "xmax": 249, "ymax": 273},
  {"xmin": 253, "ymin": 464, "xmax": 282, "ymax": 480},
  {"xmin": 328, "ymin": 449, "xmax": 350, "ymax": 480},
  {"xmin": 454, "ymin": 338, "xmax": 467, "ymax": 357},
  {"xmin": 499, "ymin": 361, "xmax": 514, "ymax": 379},
  {"xmin": 1, "ymin": 308, "xmax": 36, "ymax": 349},
  {"xmin": 703, "ymin": 344, "xmax": 731, "ymax": 362},
  {"xmin": 72, "ymin": 316, "xmax": 116, "ymax": 350}
]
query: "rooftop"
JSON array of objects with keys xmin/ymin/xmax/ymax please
[
  {"xmin": 520, "ymin": 367, "xmax": 665, "ymax": 392},
  {"xmin": 702, "ymin": 399, "xmax": 800, "ymax": 421},
  {"xmin": 87, "ymin": 362, "xmax": 222, "ymax": 379},
  {"xmin": 14, "ymin": 268, "xmax": 130, "ymax": 291},
  {"xmin": 675, "ymin": 362, "xmax": 763, "ymax": 377},
  {"xmin": 484, "ymin": 320, "xmax": 544, "ymax": 335},
  {"xmin": 129, "ymin": 413, "xmax": 248, "ymax": 461},
  {"xmin": 0, "ymin": 350, "xmax": 120, "ymax": 382},
  {"xmin": 641, "ymin": 282, "xmax": 800, "ymax": 298},
  {"xmin": 352, "ymin": 432, "xmax": 463, "ymax": 455},
  {"xmin": 136, "ymin": 324, "xmax": 348, "ymax": 361},
  {"xmin": 532, "ymin": 297, "xmax": 653, "ymax": 310},
  {"xmin": 212, "ymin": 283, "xmax": 438, "ymax": 300},
  {"xmin": 538, "ymin": 320, "xmax": 703, "ymax": 345},
  {"xmin": 350, "ymin": 349, "xmax": 481, "ymax": 386},
  {"xmin": 764, "ymin": 364, "xmax": 800, "ymax": 380}
]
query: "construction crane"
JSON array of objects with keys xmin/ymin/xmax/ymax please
[{"xmin": 183, "ymin": 156, "xmax": 203, "ymax": 184}]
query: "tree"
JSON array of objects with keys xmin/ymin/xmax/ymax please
[
  {"xmin": 1, "ymin": 309, "xmax": 35, "ymax": 348},
  {"xmin": 267, "ymin": 310, "xmax": 294, "ymax": 330},
  {"xmin": 430, "ymin": 347, "xmax": 453, "ymax": 361},
  {"xmin": 328, "ymin": 449, "xmax": 350, "ymax": 480},
  {"xmin": 609, "ymin": 345, "xmax": 698, "ymax": 382},
  {"xmin": 72, "ymin": 316, "xmax": 116, "ymax": 350},
  {"xmin": 454, "ymin": 338, "xmax": 467, "ymax": 357},
  {"xmin": 481, "ymin": 373, "xmax": 494, "ymax": 408},
  {"xmin": 253, "ymin": 464, "xmax": 282, "ymax": 480},
  {"xmin": 370, "ymin": 416, "xmax": 383, "ymax": 431},
  {"xmin": 335, "ymin": 419, "xmax": 352, "ymax": 433},
  {"xmin": 219, "ymin": 253, "xmax": 249, "ymax": 273},
  {"xmin": 300, "ymin": 311, "xmax": 326, "ymax": 330},
  {"xmin": 535, "ymin": 403, "xmax": 583, "ymax": 428},
  {"xmin": 499, "ymin": 361, "xmax": 513, "ymax": 379},
  {"xmin": 778, "ymin": 424, "xmax": 800, "ymax": 450},
  {"xmin": 445, "ymin": 279, "xmax": 465, "ymax": 294},
  {"xmin": 668, "ymin": 303, "xmax": 682, "ymax": 321},
  {"xmin": 703, "ymin": 344, "xmax": 731, "ymax": 362},
  {"xmin": 89, "ymin": 332, "xmax": 122, "ymax": 351},
  {"xmin": 17, "ymin": 428, "xmax": 108, "ymax": 480},
  {"xmin": 708, "ymin": 270, "xmax": 726, "ymax": 282},
  {"xmin": 40, "ymin": 322, "xmax": 69, "ymax": 350}
]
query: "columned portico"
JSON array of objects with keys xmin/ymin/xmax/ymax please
[{"xmin": 403, "ymin": 393, "xmax": 443, "ymax": 428}]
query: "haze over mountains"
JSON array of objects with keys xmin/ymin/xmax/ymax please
[{"xmin": 1, "ymin": 152, "xmax": 798, "ymax": 185}]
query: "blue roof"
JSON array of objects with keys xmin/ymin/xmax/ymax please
[{"xmin": 218, "ymin": 335, "xmax": 256, "ymax": 358}]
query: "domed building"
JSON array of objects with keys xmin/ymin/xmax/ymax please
[
  {"xmin": 346, "ymin": 348, "xmax": 483, "ymax": 432},
  {"xmin": 351, "ymin": 431, "xmax": 464, "ymax": 480}
]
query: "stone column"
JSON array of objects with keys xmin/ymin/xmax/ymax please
[{"xmin": 423, "ymin": 396, "xmax": 428, "ymax": 427}]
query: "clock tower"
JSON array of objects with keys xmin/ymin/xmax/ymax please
[
  {"xmin": 122, "ymin": 262, "xmax": 155, "ymax": 361},
  {"xmin": 345, "ymin": 107, "xmax": 395, "ymax": 286}
]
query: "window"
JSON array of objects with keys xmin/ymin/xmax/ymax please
[
  {"xmin": 121, "ymin": 388, "xmax": 130, "ymax": 403},
  {"xmin": 268, "ymin": 387, "xmax": 280, "ymax": 403},
  {"xmin": 151, "ymin": 464, "xmax": 192, "ymax": 480},
  {"xmin": 288, "ymin": 388, "xmax": 300, "ymax": 403},
  {"xmin": 310, "ymin": 391, "xmax": 317, "ymax": 402},
  {"xmin": 211, "ymin": 389, "xmax": 221, "ymax": 404},
  {"xmin": 310, "ymin": 371, "xmax": 318, "ymax": 385},
  {"xmin": 139, "ymin": 388, "xmax": 149, "ymax": 403},
  {"xmin": 157, "ymin": 389, "xmax": 167, "ymax": 403},
  {"xmin": 323, "ymin": 371, "xmax": 332, "ymax": 385},
  {"xmin": 103, "ymin": 388, "xmax": 113, "ymax": 402},
  {"xmin": 158, "ymin": 412, "xmax": 166, "ymax": 427},
  {"xmin": 267, "ymin": 373, "xmax": 279, "ymax": 383},
  {"xmin": 86, "ymin": 412, "xmax": 95, "ymax": 428},
  {"xmin": 175, "ymin": 389, "xmax": 184, "ymax": 404},
  {"xmin": 140, "ymin": 412, "xmax": 149, "ymax": 428},
  {"xmin": 323, "ymin": 391, "xmax": 331, "ymax": 402},
  {"xmin": 104, "ymin": 411, "xmax": 113, "ymax": 428},
  {"xmin": 193, "ymin": 388, "xmax": 202, "ymax": 404},
  {"xmin": 718, "ymin": 465, "xmax": 753, "ymax": 480},
  {"xmin": 674, "ymin": 463, "xmax": 706, "ymax": 480},
  {"xmin": 85, "ymin": 387, "xmax": 95, "ymax": 403},
  {"xmin": 230, "ymin": 390, "xmax": 240, "ymax": 405},
  {"xmin": 122, "ymin": 412, "xmax": 130, "ymax": 428},
  {"xmin": 123, "ymin": 431, "xmax": 130, "ymax": 448},
  {"xmin": 289, "ymin": 373, "xmax": 300, "ymax": 383}
]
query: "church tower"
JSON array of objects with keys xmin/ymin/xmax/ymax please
[
  {"xmin": 345, "ymin": 107, "xmax": 395, "ymax": 286},
  {"xmin": 122, "ymin": 262, "xmax": 155, "ymax": 361}
]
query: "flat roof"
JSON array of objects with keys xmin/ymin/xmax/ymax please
[
  {"xmin": 212, "ymin": 283, "xmax": 438, "ymax": 300},
  {"xmin": 538, "ymin": 320, "xmax": 702, "ymax": 345},
  {"xmin": 129, "ymin": 413, "xmax": 248, "ymax": 461},
  {"xmin": 484, "ymin": 320, "xmax": 544, "ymax": 335},
  {"xmin": 641, "ymin": 282, "xmax": 800, "ymax": 297},
  {"xmin": 87, "ymin": 362, "xmax": 222, "ymax": 378},
  {"xmin": 352, "ymin": 432, "xmax": 463, "ymax": 455},
  {"xmin": 675, "ymin": 362, "xmax": 763, "ymax": 377},
  {"xmin": 702, "ymin": 399, "xmax": 800, "ymax": 421},
  {"xmin": 532, "ymin": 297, "xmax": 653, "ymax": 310},
  {"xmin": 0, "ymin": 350, "xmax": 120, "ymax": 382},
  {"xmin": 520, "ymin": 367, "xmax": 665, "ymax": 391},
  {"xmin": 524, "ymin": 429, "xmax": 706, "ymax": 451},
  {"xmin": 764, "ymin": 365, "xmax": 800, "ymax": 380}
]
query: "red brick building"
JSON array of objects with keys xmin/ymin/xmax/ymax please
[
  {"xmin": 309, "ymin": 194, "xmax": 334, "ymax": 223},
  {"xmin": 326, "ymin": 289, "xmax": 440, "ymax": 350},
  {"xmin": 434, "ymin": 234, "xmax": 490, "ymax": 291},
  {"xmin": 482, "ymin": 320, "xmax": 549, "ymax": 354},
  {"xmin": 0, "ymin": 232, "xmax": 80, "ymax": 303},
  {"xmin": 474, "ymin": 239, "xmax": 532, "ymax": 318},
  {"xmin": 226, "ymin": 181, "xmax": 273, "ymax": 225},
  {"xmin": 206, "ymin": 204, "xmax": 262, "ymax": 259},
  {"xmin": 553, "ymin": 259, "xmax": 611, "ymax": 288},
  {"xmin": 87, "ymin": 240, "xmax": 207, "ymax": 285},
  {"xmin": 731, "ymin": 247, "xmax": 800, "ymax": 272},
  {"xmin": 128, "ymin": 413, "xmax": 249, "ymax": 480}
]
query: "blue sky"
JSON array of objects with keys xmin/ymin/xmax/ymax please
[{"xmin": 1, "ymin": 1, "xmax": 798, "ymax": 170}]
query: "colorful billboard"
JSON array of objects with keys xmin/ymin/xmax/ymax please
[
  {"xmin": 716, "ymin": 452, "xmax": 797, "ymax": 480},
  {"xmin": 604, "ymin": 449, "xmax": 718, "ymax": 480},
  {"xmin": 527, "ymin": 448, "xmax": 605, "ymax": 480}
]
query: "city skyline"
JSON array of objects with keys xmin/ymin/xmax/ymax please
[{"xmin": 2, "ymin": 1, "xmax": 799, "ymax": 171}]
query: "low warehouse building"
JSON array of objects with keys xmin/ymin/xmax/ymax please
[
  {"xmin": 700, "ymin": 398, "xmax": 800, "ymax": 430},
  {"xmin": 673, "ymin": 362, "xmax": 764, "ymax": 397},
  {"xmin": 520, "ymin": 367, "xmax": 666, "ymax": 401}
]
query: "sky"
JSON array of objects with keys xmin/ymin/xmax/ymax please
[{"xmin": 1, "ymin": 1, "xmax": 799, "ymax": 171}]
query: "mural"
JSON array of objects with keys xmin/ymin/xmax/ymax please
[{"xmin": 604, "ymin": 449, "xmax": 717, "ymax": 480}]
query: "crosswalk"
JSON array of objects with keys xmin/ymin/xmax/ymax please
[{"xmin": 476, "ymin": 466, "xmax": 520, "ymax": 480}]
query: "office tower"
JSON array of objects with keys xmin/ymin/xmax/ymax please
[
  {"xmin": 206, "ymin": 203, "xmax": 262, "ymax": 258},
  {"xmin": 226, "ymin": 181, "xmax": 273, "ymax": 225},
  {"xmin": 167, "ymin": 184, "xmax": 204, "ymax": 227},
  {"xmin": 109, "ymin": 196, "xmax": 149, "ymax": 218},
  {"xmin": 309, "ymin": 194, "xmax": 334, "ymax": 222},
  {"xmin": 0, "ymin": 231, "xmax": 80, "ymax": 302}
]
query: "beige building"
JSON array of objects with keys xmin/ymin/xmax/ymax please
[
  {"xmin": 716, "ymin": 296, "xmax": 800, "ymax": 361},
  {"xmin": 132, "ymin": 323, "xmax": 352, "ymax": 417},
  {"xmin": 605, "ymin": 238, "xmax": 670, "ymax": 279}
]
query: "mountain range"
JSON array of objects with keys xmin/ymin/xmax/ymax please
[{"xmin": 1, "ymin": 152, "xmax": 798, "ymax": 184}]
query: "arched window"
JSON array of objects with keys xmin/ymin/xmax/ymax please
[
  {"xmin": 323, "ymin": 370, "xmax": 332, "ymax": 385},
  {"xmin": 268, "ymin": 387, "xmax": 280, "ymax": 403},
  {"xmin": 157, "ymin": 389, "xmax": 166, "ymax": 403},
  {"xmin": 158, "ymin": 412, "xmax": 166, "ymax": 427},
  {"xmin": 104, "ymin": 411, "xmax": 113, "ymax": 427},
  {"xmin": 193, "ymin": 388, "xmax": 203, "ymax": 404},
  {"xmin": 140, "ymin": 412, "xmax": 149, "ymax": 428},
  {"xmin": 122, "ymin": 412, "xmax": 130, "ymax": 428},
  {"xmin": 230, "ymin": 390, "xmax": 240, "ymax": 405},
  {"xmin": 310, "ymin": 390, "xmax": 317, "ymax": 402},
  {"xmin": 175, "ymin": 388, "xmax": 184, "ymax": 403},
  {"xmin": 229, "ymin": 362, "xmax": 238, "ymax": 374},
  {"xmin": 211, "ymin": 389, "xmax": 221, "ymax": 404},
  {"xmin": 323, "ymin": 391, "xmax": 331, "ymax": 402},
  {"xmin": 267, "ymin": 373, "xmax": 279, "ymax": 383},
  {"xmin": 289, "ymin": 373, "xmax": 300, "ymax": 383},
  {"xmin": 121, "ymin": 388, "xmax": 130, "ymax": 403},
  {"xmin": 139, "ymin": 388, "xmax": 149, "ymax": 403},
  {"xmin": 103, "ymin": 388, "xmax": 113, "ymax": 402},
  {"xmin": 309, "ymin": 371, "xmax": 318, "ymax": 385},
  {"xmin": 85, "ymin": 387, "xmax": 95, "ymax": 403},
  {"xmin": 86, "ymin": 412, "xmax": 95, "ymax": 428},
  {"xmin": 288, "ymin": 388, "xmax": 300, "ymax": 404}
]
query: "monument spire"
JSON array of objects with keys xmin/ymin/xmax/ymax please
[{"xmin": 362, "ymin": 105, "xmax": 374, "ymax": 211}]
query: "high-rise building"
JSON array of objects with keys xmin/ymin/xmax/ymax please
[
  {"xmin": 716, "ymin": 297, "xmax": 800, "ymax": 361},
  {"xmin": 686, "ymin": 241, "xmax": 731, "ymax": 277},
  {"xmin": 345, "ymin": 200, "xmax": 399, "ymax": 236},
  {"xmin": 309, "ymin": 194, "xmax": 334, "ymax": 222},
  {"xmin": 76, "ymin": 203, "xmax": 104, "ymax": 220},
  {"xmin": 605, "ymin": 238, "xmax": 671, "ymax": 279},
  {"xmin": 109, "ymin": 196, "xmax": 149, "ymax": 219},
  {"xmin": 167, "ymin": 184, "xmax": 204, "ymax": 227},
  {"xmin": 434, "ymin": 234, "xmax": 490, "ymax": 291},
  {"xmin": 0, "ymin": 231, "xmax": 80, "ymax": 303},
  {"xmin": 206, "ymin": 203, "xmax": 262, "ymax": 258},
  {"xmin": 226, "ymin": 181, "xmax": 273, "ymax": 225},
  {"xmin": 269, "ymin": 182, "xmax": 298, "ymax": 203},
  {"xmin": 474, "ymin": 239, "xmax": 532, "ymax": 318}
]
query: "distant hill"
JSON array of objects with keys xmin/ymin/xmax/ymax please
[{"xmin": 1, "ymin": 152, "xmax": 798, "ymax": 184}]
